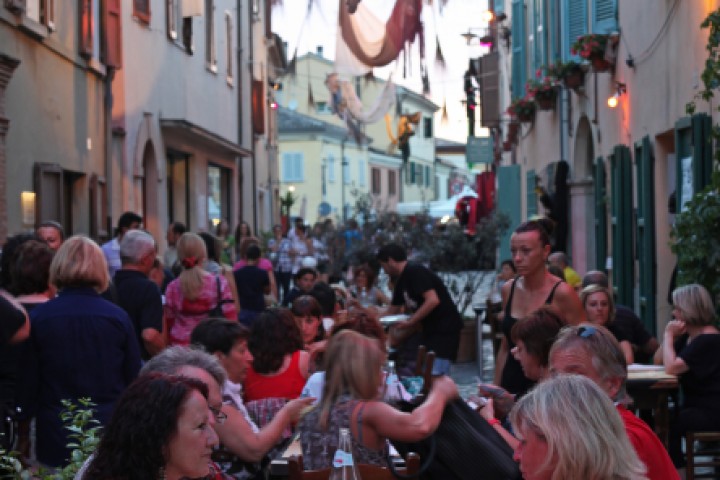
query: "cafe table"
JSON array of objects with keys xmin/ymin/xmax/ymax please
[{"xmin": 626, "ymin": 364, "xmax": 679, "ymax": 449}]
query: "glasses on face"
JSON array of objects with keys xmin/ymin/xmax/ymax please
[
  {"xmin": 577, "ymin": 325, "xmax": 598, "ymax": 338},
  {"xmin": 209, "ymin": 405, "xmax": 228, "ymax": 425}
]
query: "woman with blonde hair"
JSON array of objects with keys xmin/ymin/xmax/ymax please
[
  {"xmin": 165, "ymin": 232, "xmax": 237, "ymax": 345},
  {"xmin": 510, "ymin": 374, "xmax": 648, "ymax": 480},
  {"xmin": 657, "ymin": 283, "xmax": 720, "ymax": 467},
  {"xmin": 580, "ymin": 284, "xmax": 634, "ymax": 365},
  {"xmin": 298, "ymin": 329, "xmax": 458, "ymax": 470},
  {"xmin": 24, "ymin": 235, "xmax": 142, "ymax": 467}
]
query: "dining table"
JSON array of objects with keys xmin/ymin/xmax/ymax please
[{"xmin": 626, "ymin": 365, "xmax": 679, "ymax": 449}]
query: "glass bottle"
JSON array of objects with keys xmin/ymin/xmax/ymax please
[
  {"xmin": 329, "ymin": 427, "xmax": 361, "ymax": 480},
  {"xmin": 359, "ymin": 287, "xmax": 371, "ymax": 307}
]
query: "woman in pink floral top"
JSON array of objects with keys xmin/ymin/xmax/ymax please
[{"xmin": 166, "ymin": 232, "xmax": 237, "ymax": 345}]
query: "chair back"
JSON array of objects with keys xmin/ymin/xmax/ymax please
[
  {"xmin": 288, "ymin": 452, "xmax": 420, "ymax": 480},
  {"xmin": 413, "ymin": 346, "xmax": 435, "ymax": 395}
]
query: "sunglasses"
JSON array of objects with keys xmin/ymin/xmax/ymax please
[{"xmin": 577, "ymin": 325, "xmax": 598, "ymax": 338}]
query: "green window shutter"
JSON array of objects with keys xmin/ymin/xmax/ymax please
[
  {"xmin": 494, "ymin": 0, "xmax": 505, "ymax": 14},
  {"xmin": 526, "ymin": 169, "xmax": 537, "ymax": 218},
  {"xmin": 410, "ymin": 162, "xmax": 416, "ymax": 184},
  {"xmin": 635, "ymin": 136, "xmax": 656, "ymax": 335},
  {"xmin": 511, "ymin": 0, "xmax": 527, "ymax": 99},
  {"xmin": 610, "ymin": 145, "xmax": 634, "ymax": 308},
  {"xmin": 592, "ymin": 0, "xmax": 617, "ymax": 33},
  {"xmin": 425, "ymin": 165, "xmax": 431, "ymax": 188},
  {"xmin": 497, "ymin": 165, "xmax": 523, "ymax": 262},
  {"xmin": 675, "ymin": 113, "xmax": 713, "ymax": 212},
  {"xmin": 594, "ymin": 157, "xmax": 608, "ymax": 271},
  {"xmin": 563, "ymin": 0, "xmax": 587, "ymax": 61}
]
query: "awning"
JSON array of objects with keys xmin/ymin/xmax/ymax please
[{"xmin": 160, "ymin": 119, "xmax": 252, "ymax": 157}]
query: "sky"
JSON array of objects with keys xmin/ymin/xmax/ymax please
[{"xmin": 272, "ymin": 0, "xmax": 491, "ymax": 143}]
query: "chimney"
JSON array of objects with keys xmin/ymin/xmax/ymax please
[{"xmin": 316, "ymin": 45, "xmax": 324, "ymax": 57}]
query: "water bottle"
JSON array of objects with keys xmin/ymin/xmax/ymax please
[
  {"xmin": 385, "ymin": 360, "xmax": 403, "ymax": 402},
  {"xmin": 329, "ymin": 427, "xmax": 361, "ymax": 480},
  {"xmin": 359, "ymin": 287, "xmax": 371, "ymax": 307}
]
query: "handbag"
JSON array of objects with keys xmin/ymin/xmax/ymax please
[
  {"xmin": 208, "ymin": 275, "xmax": 232, "ymax": 318},
  {"xmin": 389, "ymin": 398, "xmax": 521, "ymax": 480}
]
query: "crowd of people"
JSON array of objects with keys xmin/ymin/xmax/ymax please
[{"xmin": 0, "ymin": 214, "xmax": 718, "ymax": 479}]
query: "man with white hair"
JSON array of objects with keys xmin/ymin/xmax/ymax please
[{"xmin": 113, "ymin": 230, "xmax": 164, "ymax": 359}]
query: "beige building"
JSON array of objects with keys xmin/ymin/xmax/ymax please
[{"xmin": 486, "ymin": 1, "xmax": 718, "ymax": 335}]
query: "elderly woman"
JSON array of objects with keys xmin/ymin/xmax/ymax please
[
  {"xmin": 298, "ymin": 330, "xmax": 457, "ymax": 470},
  {"xmin": 509, "ymin": 374, "xmax": 648, "ymax": 480},
  {"xmin": 80, "ymin": 373, "xmax": 224, "ymax": 480},
  {"xmin": 165, "ymin": 233, "xmax": 237, "ymax": 346},
  {"xmin": 495, "ymin": 219, "xmax": 585, "ymax": 397},
  {"xmin": 656, "ymin": 283, "xmax": 720, "ymax": 468},
  {"xmin": 243, "ymin": 308, "xmax": 310, "ymax": 402},
  {"xmin": 25, "ymin": 235, "xmax": 141, "ymax": 467},
  {"xmin": 580, "ymin": 284, "xmax": 634, "ymax": 365}
]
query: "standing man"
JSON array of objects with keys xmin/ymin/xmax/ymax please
[
  {"xmin": 113, "ymin": 230, "xmax": 165, "ymax": 359},
  {"xmin": 233, "ymin": 245, "xmax": 269, "ymax": 327},
  {"xmin": 377, "ymin": 243, "xmax": 463, "ymax": 375},
  {"xmin": 164, "ymin": 221, "xmax": 187, "ymax": 276},
  {"xmin": 36, "ymin": 221, "xmax": 65, "ymax": 251},
  {"xmin": 101, "ymin": 211, "xmax": 142, "ymax": 278}
]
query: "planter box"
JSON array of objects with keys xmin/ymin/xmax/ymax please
[
  {"xmin": 562, "ymin": 69, "xmax": 585, "ymax": 90},
  {"xmin": 590, "ymin": 54, "xmax": 612, "ymax": 73}
]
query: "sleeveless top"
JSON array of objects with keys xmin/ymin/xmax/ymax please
[
  {"xmin": 500, "ymin": 278, "xmax": 562, "ymax": 397},
  {"xmin": 298, "ymin": 394, "xmax": 389, "ymax": 470},
  {"xmin": 243, "ymin": 350, "xmax": 306, "ymax": 401}
]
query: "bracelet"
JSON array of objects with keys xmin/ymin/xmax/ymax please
[{"xmin": 488, "ymin": 418, "xmax": 501, "ymax": 427}]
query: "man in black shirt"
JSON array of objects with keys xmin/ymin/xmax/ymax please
[
  {"xmin": 233, "ymin": 244, "xmax": 269, "ymax": 327},
  {"xmin": 114, "ymin": 230, "xmax": 164, "ymax": 359},
  {"xmin": 377, "ymin": 243, "xmax": 463, "ymax": 375}
]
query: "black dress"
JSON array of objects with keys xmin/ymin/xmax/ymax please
[{"xmin": 500, "ymin": 279, "xmax": 562, "ymax": 397}]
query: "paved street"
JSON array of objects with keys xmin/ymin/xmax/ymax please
[{"xmin": 451, "ymin": 335, "xmax": 495, "ymax": 400}]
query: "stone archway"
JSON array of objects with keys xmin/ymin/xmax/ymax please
[
  {"xmin": 141, "ymin": 140, "xmax": 160, "ymax": 240},
  {"xmin": 569, "ymin": 116, "xmax": 595, "ymax": 275}
]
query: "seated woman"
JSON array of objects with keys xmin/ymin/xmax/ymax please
[
  {"xmin": 510, "ymin": 374, "xmax": 647, "ymax": 480},
  {"xmin": 657, "ymin": 283, "xmax": 720, "ymax": 468},
  {"xmin": 298, "ymin": 329, "xmax": 458, "ymax": 470},
  {"xmin": 580, "ymin": 284, "xmax": 634, "ymax": 365},
  {"xmin": 80, "ymin": 372, "xmax": 225, "ymax": 480},
  {"xmin": 348, "ymin": 265, "xmax": 389, "ymax": 309},
  {"xmin": 291, "ymin": 295, "xmax": 326, "ymax": 356},
  {"xmin": 243, "ymin": 308, "xmax": 311, "ymax": 426}
]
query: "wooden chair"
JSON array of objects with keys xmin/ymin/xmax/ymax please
[
  {"xmin": 288, "ymin": 452, "xmax": 420, "ymax": 480},
  {"xmin": 686, "ymin": 431, "xmax": 720, "ymax": 480},
  {"xmin": 414, "ymin": 345, "xmax": 435, "ymax": 395}
]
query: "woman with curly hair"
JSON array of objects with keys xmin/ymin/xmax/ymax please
[
  {"xmin": 165, "ymin": 233, "xmax": 237, "ymax": 346},
  {"xmin": 81, "ymin": 372, "xmax": 225, "ymax": 480},
  {"xmin": 243, "ymin": 308, "xmax": 310, "ymax": 402}
]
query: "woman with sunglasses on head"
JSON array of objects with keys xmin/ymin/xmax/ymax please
[
  {"xmin": 580, "ymin": 284, "xmax": 634, "ymax": 365},
  {"xmin": 493, "ymin": 219, "xmax": 585, "ymax": 398}
]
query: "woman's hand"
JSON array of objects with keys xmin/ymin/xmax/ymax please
[
  {"xmin": 478, "ymin": 398, "xmax": 495, "ymax": 421},
  {"xmin": 282, "ymin": 397, "xmax": 316, "ymax": 423},
  {"xmin": 665, "ymin": 319, "xmax": 686, "ymax": 338},
  {"xmin": 478, "ymin": 383, "xmax": 515, "ymax": 419}
]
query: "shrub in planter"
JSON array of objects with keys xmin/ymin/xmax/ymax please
[
  {"xmin": 527, "ymin": 76, "xmax": 559, "ymax": 111},
  {"xmin": 543, "ymin": 60, "xmax": 586, "ymax": 90},
  {"xmin": 507, "ymin": 97, "xmax": 536, "ymax": 123},
  {"xmin": 571, "ymin": 34, "xmax": 612, "ymax": 72}
]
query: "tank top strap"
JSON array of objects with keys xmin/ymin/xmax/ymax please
[
  {"xmin": 545, "ymin": 280, "xmax": 563, "ymax": 304},
  {"xmin": 504, "ymin": 276, "xmax": 520, "ymax": 317}
]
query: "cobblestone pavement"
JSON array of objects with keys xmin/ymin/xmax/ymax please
[{"xmin": 450, "ymin": 337, "xmax": 495, "ymax": 400}]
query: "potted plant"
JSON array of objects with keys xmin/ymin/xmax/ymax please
[
  {"xmin": 507, "ymin": 97, "xmax": 536, "ymax": 123},
  {"xmin": 526, "ymin": 75, "xmax": 560, "ymax": 110},
  {"xmin": 571, "ymin": 34, "xmax": 612, "ymax": 72},
  {"xmin": 544, "ymin": 60, "xmax": 586, "ymax": 90}
]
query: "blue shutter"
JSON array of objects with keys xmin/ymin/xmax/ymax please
[
  {"xmin": 563, "ymin": 0, "xmax": 587, "ymax": 61},
  {"xmin": 526, "ymin": 169, "xmax": 537, "ymax": 218},
  {"xmin": 511, "ymin": 0, "xmax": 526, "ymax": 99},
  {"xmin": 494, "ymin": 0, "xmax": 505, "ymax": 14},
  {"xmin": 592, "ymin": 0, "xmax": 617, "ymax": 33},
  {"xmin": 497, "ymin": 165, "xmax": 522, "ymax": 262},
  {"xmin": 547, "ymin": 0, "xmax": 558, "ymax": 62},
  {"xmin": 281, "ymin": 153, "xmax": 291, "ymax": 182},
  {"xmin": 295, "ymin": 154, "xmax": 304, "ymax": 182},
  {"xmin": 532, "ymin": 0, "xmax": 545, "ymax": 73}
]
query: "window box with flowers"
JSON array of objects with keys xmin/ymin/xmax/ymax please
[
  {"xmin": 571, "ymin": 34, "xmax": 612, "ymax": 72},
  {"xmin": 507, "ymin": 97, "xmax": 536, "ymax": 123},
  {"xmin": 544, "ymin": 60, "xmax": 586, "ymax": 91},
  {"xmin": 527, "ymin": 76, "xmax": 560, "ymax": 111}
]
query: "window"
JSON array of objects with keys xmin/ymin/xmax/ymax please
[
  {"xmin": 206, "ymin": 0, "xmax": 216, "ymax": 71},
  {"xmin": 225, "ymin": 11, "xmax": 233, "ymax": 84},
  {"xmin": 133, "ymin": 0, "xmax": 151, "ymax": 24},
  {"xmin": 167, "ymin": 0, "xmax": 178, "ymax": 39},
  {"xmin": 102, "ymin": 0, "xmax": 122, "ymax": 68},
  {"xmin": 388, "ymin": 171, "xmax": 396, "ymax": 195},
  {"xmin": 423, "ymin": 117, "xmax": 432, "ymax": 138},
  {"xmin": 415, "ymin": 163, "xmax": 424, "ymax": 186},
  {"xmin": 358, "ymin": 159, "xmax": 366, "ymax": 187},
  {"xmin": 281, "ymin": 153, "xmax": 304, "ymax": 182},
  {"xmin": 371, "ymin": 168, "xmax": 381, "ymax": 194},
  {"xmin": 167, "ymin": 151, "xmax": 191, "ymax": 225},
  {"xmin": 207, "ymin": 164, "xmax": 231, "ymax": 231},
  {"xmin": 315, "ymin": 101, "xmax": 331, "ymax": 114},
  {"xmin": 327, "ymin": 155, "xmax": 335, "ymax": 183},
  {"xmin": 406, "ymin": 163, "xmax": 413, "ymax": 185},
  {"xmin": 425, "ymin": 165, "xmax": 431, "ymax": 187},
  {"xmin": 25, "ymin": 0, "xmax": 55, "ymax": 29},
  {"xmin": 563, "ymin": 0, "xmax": 587, "ymax": 60},
  {"xmin": 79, "ymin": 0, "xmax": 93, "ymax": 57},
  {"xmin": 343, "ymin": 156, "xmax": 350, "ymax": 184}
]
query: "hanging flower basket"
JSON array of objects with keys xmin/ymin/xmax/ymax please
[
  {"xmin": 562, "ymin": 67, "xmax": 586, "ymax": 90},
  {"xmin": 503, "ymin": 140, "xmax": 512, "ymax": 152},
  {"xmin": 571, "ymin": 34, "xmax": 614, "ymax": 73},
  {"xmin": 534, "ymin": 89, "xmax": 558, "ymax": 110},
  {"xmin": 508, "ymin": 122, "xmax": 520, "ymax": 137},
  {"xmin": 590, "ymin": 53, "xmax": 612, "ymax": 73},
  {"xmin": 542, "ymin": 60, "xmax": 585, "ymax": 91},
  {"xmin": 507, "ymin": 97, "xmax": 536, "ymax": 124},
  {"xmin": 526, "ymin": 75, "xmax": 559, "ymax": 111}
]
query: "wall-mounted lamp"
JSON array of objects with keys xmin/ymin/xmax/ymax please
[
  {"xmin": 607, "ymin": 82, "xmax": 627, "ymax": 108},
  {"xmin": 21, "ymin": 191, "xmax": 36, "ymax": 226}
]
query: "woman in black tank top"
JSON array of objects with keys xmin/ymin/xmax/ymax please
[{"xmin": 493, "ymin": 220, "xmax": 585, "ymax": 398}]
